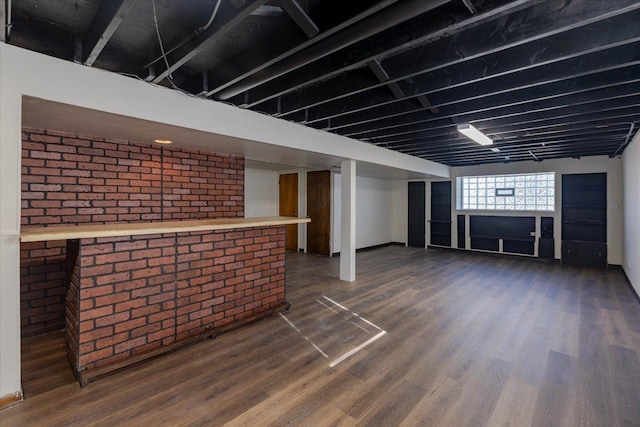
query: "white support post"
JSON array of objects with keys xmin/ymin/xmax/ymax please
[
  {"xmin": 0, "ymin": 52, "xmax": 23, "ymax": 400},
  {"xmin": 340, "ymin": 160, "xmax": 356, "ymax": 281}
]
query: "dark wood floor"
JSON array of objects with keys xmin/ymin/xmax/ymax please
[{"xmin": 4, "ymin": 247, "xmax": 640, "ymax": 426}]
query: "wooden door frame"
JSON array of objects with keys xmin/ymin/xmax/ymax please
[
  {"xmin": 306, "ymin": 170, "xmax": 331, "ymax": 256},
  {"xmin": 279, "ymin": 172, "xmax": 299, "ymax": 251}
]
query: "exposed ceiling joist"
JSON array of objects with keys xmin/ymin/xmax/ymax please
[
  {"xmin": 200, "ymin": 0, "xmax": 400, "ymax": 99},
  {"xmin": 243, "ymin": 0, "xmax": 531, "ymax": 109},
  {"xmin": 367, "ymin": 59, "xmax": 390, "ymax": 81},
  {"xmin": 251, "ymin": 5, "xmax": 284, "ymax": 17},
  {"xmin": 312, "ymin": 56, "xmax": 640, "ymax": 133},
  {"xmin": 213, "ymin": 0, "xmax": 451, "ymax": 100},
  {"xmin": 280, "ymin": 0, "xmax": 319, "ymax": 38},
  {"xmin": 376, "ymin": 107, "xmax": 640, "ymax": 148},
  {"xmin": 151, "ymin": 0, "xmax": 269, "ymax": 84},
  {"xmin": 346, "ymin": 74, "xmax": 640, "ymax": 143},
  {"xmin": 8, "ymin": 0, "xmax": 639, "ymax": 166},
  {"xmin": 273, "ymin": 2, "xmax": 640, "ymax": 119},
  {"xmin": 400, "ymin": 132, "xmax": 631, "ymax": 155},
  {"xmin": 461, "ymin": 0, "xmax": 477, "ymax": 14},
  {"xmin": 343, "ymin": 69, "xmax": 640, "ymax": 139},
  {"xmin": 83, "ymin": 0, "xmax": 137, "ymax": 67},
  {"xmin": 367, "ymin": 59, "xmax": 406, "ymax": 99}
]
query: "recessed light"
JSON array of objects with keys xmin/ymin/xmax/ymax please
[{"xmin": 154, "ymin": 139, "xmax": 173, "ymax": 144}]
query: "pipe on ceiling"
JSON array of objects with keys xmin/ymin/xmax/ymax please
[
  {"xmin": 6, "ymin": 0, "xmax": 12, "ymax": 40},
  {"xmin": 612, "ymin": 122, "xmax": 635, "ymax": 157},
  {"xmin": 214, "ymin": 0, "xmax": 452, "ymax": 100}
]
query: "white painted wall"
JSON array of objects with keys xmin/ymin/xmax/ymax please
[
  {"xmin": 244, "ymin": 168, "xmax": 278, "ymax": 217},
  {"xmin": 332, "ymin": 174, "xmax": 394, "ymax": 253},
  {"xmin": 623, "ymin": 132, "xmax": 640, "ymax": 294},
  {"xmin": 391, "ymin": 157, "xmax": 624, "ymax": 264}
]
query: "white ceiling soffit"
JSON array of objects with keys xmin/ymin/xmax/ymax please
[{"xmin": 21, "ymin": 96, "xmax": 439, "ymax": 180}]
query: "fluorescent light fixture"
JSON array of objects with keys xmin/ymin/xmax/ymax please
[
  {"xmin": 457, "ymin": 124, "xmax": 493, "ymax": 146},
  {"xmin": 154, "ymin": 139, "xmax": 173, "ymax": 144}
]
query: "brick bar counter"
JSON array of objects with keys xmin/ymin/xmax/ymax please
[{"xmin": 21, "ymin": 217, "xmax": 309, "ymax": 385}]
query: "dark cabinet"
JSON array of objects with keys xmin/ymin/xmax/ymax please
[
  {"xmin": 457, "ymin": 215, "xmax": 466, "ymax": 249},
  {"xmin": 539, "ymin": 217, "xmax": 554, "ymax": 259},
  {"xmin": 408, "ymin": 181, "xmax": 426, "ymax": 248},
  {"xmin": 539, "ymin": 237, "xmax": 554, "ymax": 259},
  {"xmin": 562, "ymin": 241, "xmax": 607, "ymax": 266},
  {"xmin": 469, "ymin": 216, "xmax": 535, "ymax": 255},
  {"xmin": 429, "ymin": 181, "xmax": 451, "ymax": 247},
  {"xmin": 561, "ymin": 173, "xmax": 607, "ymax": 267}
]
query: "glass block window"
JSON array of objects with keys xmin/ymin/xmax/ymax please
[{"xmin": 457, "ymin": 172, "xmax": 555, "ymax": 211}]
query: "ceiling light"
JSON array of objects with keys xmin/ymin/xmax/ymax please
[
  {"xmin": 457, "ymin": 124, "xmax": 493, "ymax": 146},
  {"xmin": 490, "ymin": 147, "xmax": 500, "ymax": 153},
  {"xmin": 154, "ymin": 139, "xmax": 173, "ymax": 144}
]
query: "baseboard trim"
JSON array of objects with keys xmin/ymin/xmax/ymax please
[
  {"xmin": 622, "ymin": 269, "xmax": 640, "ymax": 305},
  {"xmin": 332, "ymin": 242, "xmax": 402, "ymax": 257},
  {"xmin": 427, "ymin": 245, "xmax": 560, "ymax": 263},
  {"xmin": 76, "ymin": 302, "xmax": 290, "ymax": 387},
  {"xmin": 0, "ymin": 390, "xmax": 23, "ymax": 409}
]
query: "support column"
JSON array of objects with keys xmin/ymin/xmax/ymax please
[
  {"xmin": 340, "ymin": 160, "xmax": 356, "ymax": 281},
  {"xmin": 0, "ymin": 44, "xmax": 23, "ymax": 401}
]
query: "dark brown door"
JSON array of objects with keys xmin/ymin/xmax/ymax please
[
  {"xmin": 279, "ymin": 173, "xmax": 298, "ymax": 251},
  {"xmin": 307, "ymin": 170, "xmax": 331, "ymax": 256}
]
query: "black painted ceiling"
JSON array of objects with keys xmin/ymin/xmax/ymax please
[{"xmin": 6, "ymin": 0, "xmax": 640, "ymax": 166}]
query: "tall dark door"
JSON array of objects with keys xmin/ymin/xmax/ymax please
[
  {"xmin": 430, "ymin": 181, "xmax": 452, "ymax": 247},
  {"xmin": 561, "ymin": 173, "xmax": 607, "ymax": 267},
  {"xmin": 279, "ymin": 173, "xmax": 298, "ymax": 251},
  {"xmin": 408, "ymin": 181, "xmax": 426, "ymax": 248},
  {"xmin": 307, "ymin": 170, "xmax": 331, "ymax": 256}
]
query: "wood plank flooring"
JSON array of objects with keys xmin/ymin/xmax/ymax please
[{"xmin": 3, "ymin": 247, "xmax": 640, "ymax": 426}]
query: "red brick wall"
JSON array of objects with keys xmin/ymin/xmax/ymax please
[
  {"xmin": 69, "ymin": 227, "xmax": 284, "ymax": 371},
  {"xmin": 21, "ymin": 128, "xmax": 245, "ymax": 336}
]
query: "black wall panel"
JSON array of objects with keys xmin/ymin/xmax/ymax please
[
  {"xmin": 408, "ymin": 181, "xmax": 425, "ymax": 248},
  {"xmin": 469, "ymin": 215, "xmax": 535, "ymax": 255},
  {"xmin": 457, "ymin": 215, "xmax": 466, "ymax": 249},
  {"xmin": 430, "ymin": 181, "xmax": 451, "ymax": 247},
  {"xmin": 561, "ymin": 173, "xmax": 607, "ymax": 267}
]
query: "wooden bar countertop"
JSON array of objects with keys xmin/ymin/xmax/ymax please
[{"xmin": 20, "ymin": 216, "xmax": 311, "ymax": 242}]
